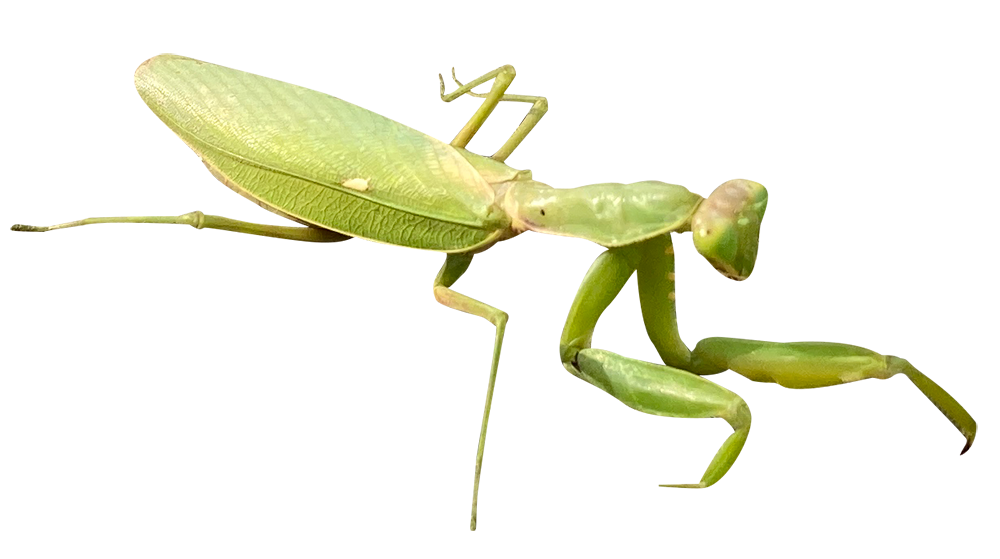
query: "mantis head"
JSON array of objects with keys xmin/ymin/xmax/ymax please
[{"xmin": 691, "ymin": 179, "xmax": 768, "ymax": 280}]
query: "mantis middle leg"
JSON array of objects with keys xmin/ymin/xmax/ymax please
[
  {"xmin": 433, "ymin": 253, "xmax": 508, "ymax": 531},
  {"xmin": 560, "ymin": 246, "xmax": 752, "ymax": 488}
]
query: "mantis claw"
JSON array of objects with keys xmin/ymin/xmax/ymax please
[{"xmin": 886, "ymin": 356, "xmax": 976, "ymax": 455}]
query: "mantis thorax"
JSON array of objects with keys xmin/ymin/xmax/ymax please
[{"xmin": 502, "ymin": 180, "xmax": 704, "ymax": 247}]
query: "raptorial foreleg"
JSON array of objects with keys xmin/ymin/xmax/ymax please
[
  {"xmin": 560, "ymin": 245, "xmax": 752, "ymax": 488},
  {"xmin": 574, "ymin": 348, "xmax": 751, "ymax": 488},
  {"xmin": 689, "ymin": 338, "xmax": 976, "ymax": 453}
]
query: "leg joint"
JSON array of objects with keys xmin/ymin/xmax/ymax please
[
  {"xmin": 491, "ymin": 310, "xmax": 508, "ymax": 329},
  {"xmin": 180, "ymin": 211, "xmax": 206, "ymax": 229},
  {"xmin": 559, "ymin": 339, "xmax": 584, "ymax": 370}
]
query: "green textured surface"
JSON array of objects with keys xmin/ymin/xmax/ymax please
[{"xmin": 134, "ymin": 55, "xmax": 509, "ymax": 252}]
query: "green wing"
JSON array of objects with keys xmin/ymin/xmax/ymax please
[{"xmin": 134, "ymin": 54, "xmax": 509, "ymax": 252}]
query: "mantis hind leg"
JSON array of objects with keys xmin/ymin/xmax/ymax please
[
  {"xmin": 493, "ymin": 95, "xmax": 549, "ymax": 162},
  {"xmin": 16, "ymin": 212, "xmax": 340, "ymax": 241},
  {"xmin": 444, "ymin": 66, "xmax": 548, "ymax": 162},
  {"xmin": 452, "ymin": 66, "xmax": 514, "ymax": 149}
]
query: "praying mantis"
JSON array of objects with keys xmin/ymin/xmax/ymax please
[{"xmin": 11, "ymin": 55, "xmax": 977, "ymax": 530}]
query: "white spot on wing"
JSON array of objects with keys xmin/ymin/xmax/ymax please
[{"xmin": 342, "ymin": 178, "xmax": 370, "ymax": 191}]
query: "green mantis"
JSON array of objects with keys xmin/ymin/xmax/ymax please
[{"xmin": 12, "ymin": 55, "xmax": 977, "ymax": 530}]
